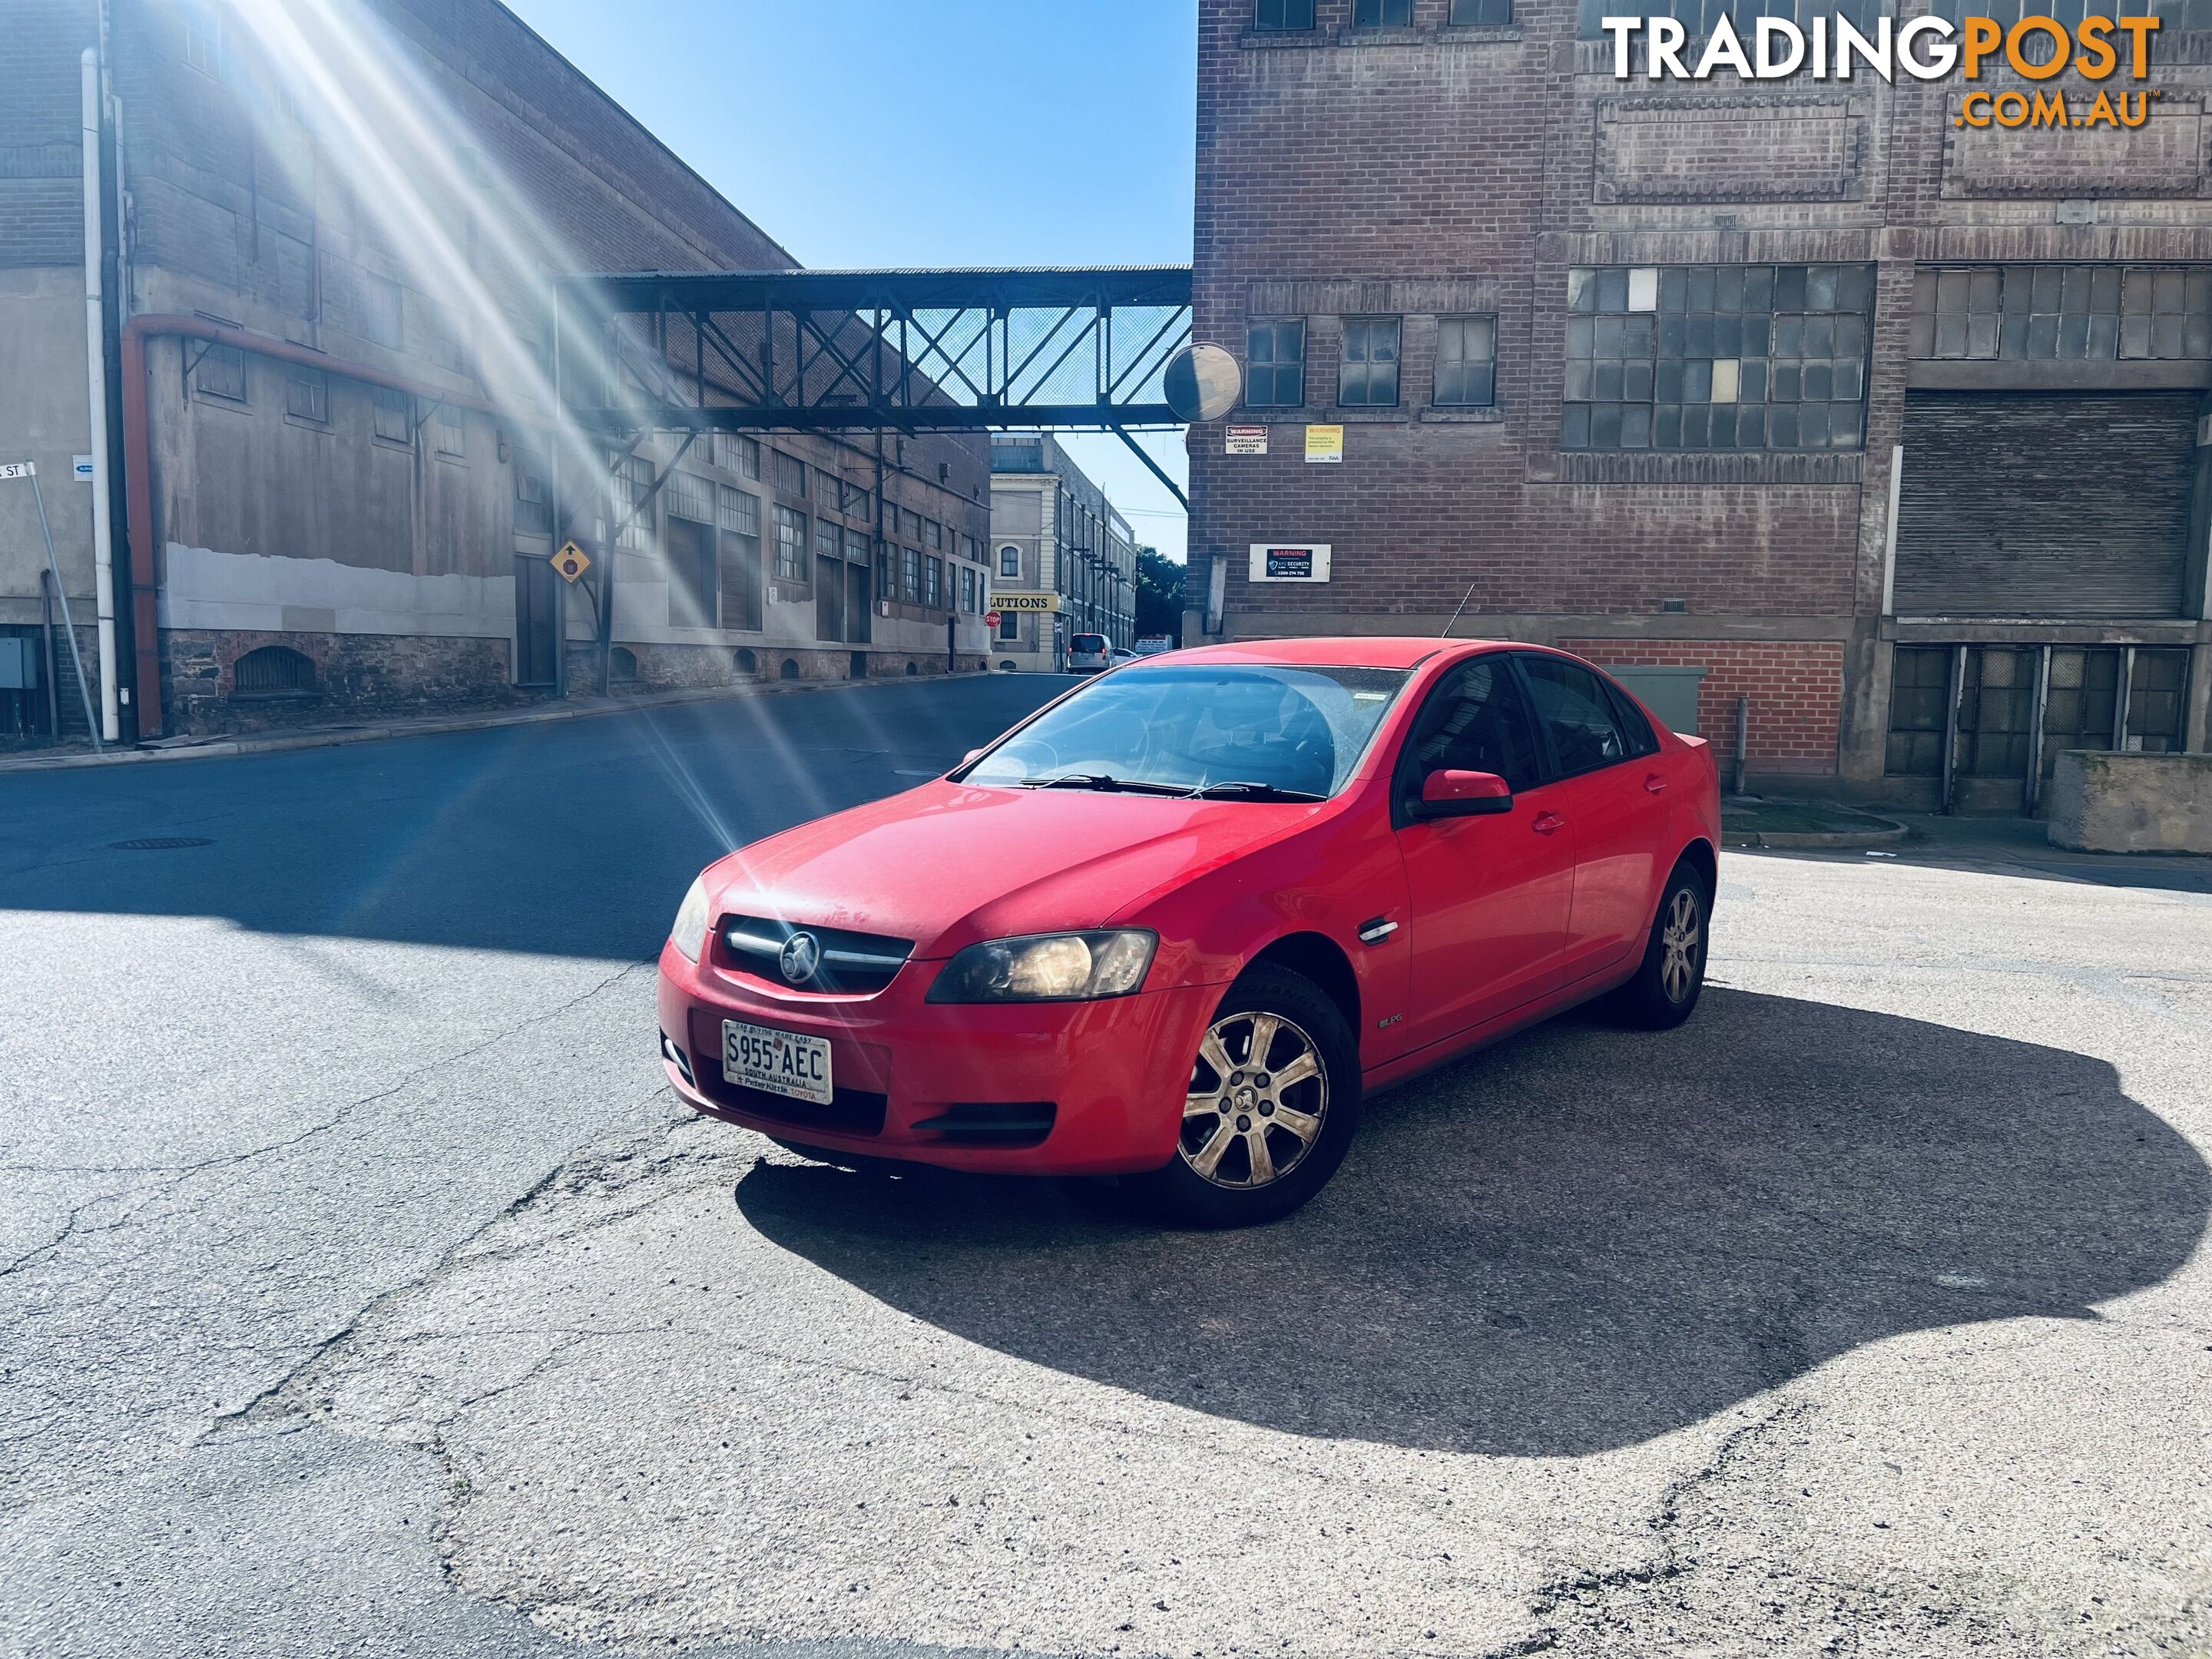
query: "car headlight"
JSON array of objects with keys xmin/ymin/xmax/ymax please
[
  {"xmin": 926, "ymin": 929, "xmax": 1157, "ymax": 1003},
  {"xmin": 670, "ymin": 875, "xmax": 711, "ymax": 962}
]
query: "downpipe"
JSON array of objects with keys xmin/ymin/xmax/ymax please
[{"xmin": 81, "ymin": 48, "xmax": 120, "ymax": 743}]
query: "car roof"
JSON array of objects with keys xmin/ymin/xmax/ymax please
[{"xmin": 1158, "ymin": 636, "xmax": 1509, "ymax": 671}]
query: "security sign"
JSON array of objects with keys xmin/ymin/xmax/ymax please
[{"xmin": 551, "ymin": 541, "xmax": 591, "ymax": 583}]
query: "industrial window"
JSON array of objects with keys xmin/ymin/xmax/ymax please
[
  {"xmin": 1449, "ymin": 0, "xmax": 1515, "ymax": 20},
  {"xmin": 926, "ymin": 557, "xmax": 945, "ymax": 609},
  {"xmin": 717, "ymin": 485, "xmax": 760, "ymax": 540},
  {"xmin": 903, "ymin": 507, "xmax": 925, "ymax": 542},
  {"xmin": 961, "ymin": 567, "xmax": 977, "ymax": 612},
  {"xmin": 925, "ymin": 519, "xmax": 943, "ymax": 551},
  {"xmin": 959, "ymin": 533, "xmax": 980, "ymax": 564},
  {"xmin": 1563, "ymin": 263, "xmax": 1873, "ymax": 452},
  {"xmin": 664, "ymin": 472, "xmax": 714, "ymax": 524},
  {"xmin": 194, "ymin": 344, "xmax": 247, "ymax": 402},
  {"xmin": 1912, "ymin": 266, "xmax": 2212, "ymax": 362},
  {"xmin": 359, "ymin": 273, "xmax": 402, "ymax": 349},
  {"xmin": 772, "ymin": 449, "xmax": 807, "ymax": 498},
  {"xmin": 1578, "ymin": 0, "xmax": 1891, "ymax": 38},
  {"xmin": 284, "ymin": 366, "xmax": 328, "ymax": 422},
  {"xmin": 903, "ymin": 546, "xmax": 922, "ymax": 601},
  {"xmin": 1929, "ymin": 0, "xmax": 2195, "ymax": 32},
  {"xmin": 816, "ymin": 516, "xmax": 842, "ymax": 567},
  {"xmin": 1353, "ymin": 0, "xmax": 1413, "ymax": 25},
  {"xmin": 1246, "ymin": 320, "xmax": 1306, "ymax": 408},
  {"xmin": 845, "ymin": 525, "xmax": 872, "ymax": 565},
  {"xmin": 773, "ymin": 505, "xmax": 809, "ymax": 582},
  {"xmin": 372, "ymin": 386, "xmax": 410, "ymax": 444},
  {"xmin": 999, "ymin": 544, "xmax": 1022, "ymax": 578},
  {"xmin": 1884, "ymin": 647, "xmax": 1951, "ymax": 777},
  {"xmin": 232, "ymin": 645, "xmax": 314, "ymax": 696},
  {"xmin": 432, "ymin": 404, "xmax": 465, "ymax": 459},
  {"xmin": 1434, "ymin": 316, "xmax": 1497, "ymax": 407},
  {"xmin": 183, "ymin": 4, "xmax": 225, "ymax": 77},
  {"xmin": 841, "ymin": 479, "xmax": 873, "ymax": 520},
  {"xmin": 878, "ymin": 544, "xmax": 898, "ymax": 604},
  {"xmin": 1255, "ymin": 0, "xmax": 1316, "ymax": 26},
  {"xmin": 514, "ymin": 468, "xmax": 552, "ymax": 537},
  {"xmin": 999, "ymin": 611, "xmax": 1020, "ymax": 641},
  {"xmin": 815, "ymin": 469, "xmax": 843, "ymax": 508},
  {"xmin": 1884, "ymin": 644, "xmax": 2192, "ymax": 783},
  {"xmin": 609, "ymin": 454, "xmax": 654, "ymax": 550},
  {"xmin": 1339, "ymin": 317, "xmax": 1402, "ymax": 407},
  {"xmin": 714, "ymin": 434, "xmax": 760, "ymax": 480}
]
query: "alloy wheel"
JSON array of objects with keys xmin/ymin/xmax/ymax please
[
  {"xmin": 1661, "ymin": 887, "xmax": 1703, "ymax": 1004},
  {"xmin": 1179, "ymin": 1009, "xmax": 1328, "ymax": 1189}
]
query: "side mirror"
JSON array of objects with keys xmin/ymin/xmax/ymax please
[{"xmin": 1412, "ymin": 768, "xmax": 1513, "ymax": 820}]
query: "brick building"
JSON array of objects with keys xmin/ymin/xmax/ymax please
[
  {"xmin": 1, "ymin": 0, "xmax": 992, "ymax": 745},
  {"xmin": 1186, "ymin": 0, "xmax": 2212, "ymax": 810},
  {"xmin": 988, "ymin": 433, "xmax": 1140, "ymax": 671}
]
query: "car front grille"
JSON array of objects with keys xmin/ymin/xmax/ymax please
[{"xmin": 715, "ymin": 914, "xmax": 915, "ymax": 995}]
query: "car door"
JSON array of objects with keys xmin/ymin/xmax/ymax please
[
  {"xmin": 1512, "ymin": 654, "xmax": 1667, "ymax": 982},
  {"xmin": 1389, "ymin": 654, "xmax": 1577, "ymax": 1057}
]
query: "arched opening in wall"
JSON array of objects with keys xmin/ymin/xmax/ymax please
[
  {"xmin": 231, "ymin": 645, "xmax": 316, "ymax": 698},
  {"xmin": 780, "ymin": 658, "xmax": 800, "ymax": 680},
  {"xmin": 609, "ymin": 646, "xmax": 638, "ymax": 683},
  {"xmin": 733, "ymin": 647, "xmax": 757, "ymax": 676},
  {"xmin": 905, "ymin": 661, "xmax": 918, "ymax": 676},
  {"xmin": 999, "ymin": 659, "xmax": 1018, "ymax": 673}
]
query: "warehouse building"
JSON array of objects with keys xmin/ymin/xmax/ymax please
[
  {"xmin": 988, "ymin": 434, "xmax": 1140, "ymax": 671},
  {"xmin": 1187, "ymin": 0, "xmax": 2210, "ymax": 810},
  {"xmin": 2, "ymin": 0, "xmax": 992, "ymax": 745}
]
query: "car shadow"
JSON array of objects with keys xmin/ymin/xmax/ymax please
[{"xmin": 733, "ymin": 988, "xmax": 2210, "ymax": 1457}]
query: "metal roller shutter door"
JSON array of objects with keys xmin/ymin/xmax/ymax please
[{"xmin": 1894, "ymin": 391, "xmax": 2196, "ymax": 618}]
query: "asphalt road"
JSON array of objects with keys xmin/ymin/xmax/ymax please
[{"xmin": 2, "ymin": 677, "xmax": 2208, "ymax": 1659}]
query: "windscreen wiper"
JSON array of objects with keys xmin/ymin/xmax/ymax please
[
  {"xmin": 1018, "ymin": 773, "xmax": 1196, "ymax": 796},
  {"xmin": 1184, "ymin": 780, "xmax": 1327, "ymax": 802}
]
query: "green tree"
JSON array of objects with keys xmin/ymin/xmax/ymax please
[{"xmin": 1134, "ymin": 547, "xmax": 1186, "ymax": 643}]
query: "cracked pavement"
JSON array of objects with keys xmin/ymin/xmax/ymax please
[{"xmin": 4, "ymin": 678, "xmax": 2210, "ymax": 1658}]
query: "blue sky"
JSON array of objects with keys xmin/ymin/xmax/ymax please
[{"xmin": 504, "ymin": 0, "xmax": 1197, "ymax": 560}]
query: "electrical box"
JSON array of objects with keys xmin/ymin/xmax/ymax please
[{"xmin": 0, "ymin": 637, "xmax": 32, "ymax": 692}]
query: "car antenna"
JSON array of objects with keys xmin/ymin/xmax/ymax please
[{"xmin": 1441, "ymin": 579, "xmax": 1479, "ymax": 639}]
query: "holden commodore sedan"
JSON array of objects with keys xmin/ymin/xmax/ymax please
[{"xmin": 659, "ymin": 638, "xmax": 1720, "ymax": 1227}]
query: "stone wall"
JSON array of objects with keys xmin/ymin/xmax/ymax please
[{"xmin": 2048, "ymin": 750, "xmax": 2212, "ymax": 853}]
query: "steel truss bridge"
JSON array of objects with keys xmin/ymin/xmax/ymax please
[{"xmin": 552, "ymin": 264, "xmax": 1195, "ymax": 502}]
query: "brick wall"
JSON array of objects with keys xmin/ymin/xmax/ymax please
[{"xmin": 1561, "ymin": 638, "xmax": 1844, "ymax": 772}]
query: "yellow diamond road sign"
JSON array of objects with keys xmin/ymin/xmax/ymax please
[{"xmin": 552, "ymin": 541, "xmax": 591, "ymax": 583}]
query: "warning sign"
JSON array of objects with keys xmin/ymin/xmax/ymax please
[
  {"xmin": 1303, "ymin": 426, "xmax": 1343, "ymax": 464},
  {"xmin": 1225, "ymin": 426, "xmax": 1268, "ymax": 455},
  {"xmin": 551, "ymin": 541, "xmax": 591, "ymax": 583}
]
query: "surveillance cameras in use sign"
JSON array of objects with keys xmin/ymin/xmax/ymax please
[
  {"xmin": 1598, "ymin": 11, "xmax": 2162, "ymax": 130},
  {"xmin": 1249, "ymin": 545, "xmax": 1331, "ymax": 583}
]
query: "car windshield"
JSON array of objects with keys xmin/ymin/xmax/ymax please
[{"xmin": 964, "ymin": 664, "xmax": 1411, "ymax": 799}]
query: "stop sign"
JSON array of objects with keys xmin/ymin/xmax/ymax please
[{"xmin": 983, "ymin": 609, "xmax": 1002, "ymax": 628}]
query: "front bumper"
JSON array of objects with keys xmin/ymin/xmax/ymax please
[{"xmin": 656, "ymin": 940, "xmax": 1221, "ymax": 1176}]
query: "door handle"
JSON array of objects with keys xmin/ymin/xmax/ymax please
[
  {"xmin": 1532, "ymin": 811, "xmax": 1566, "ymax": 835},
  {"xmin": 1644, "ymin": 773, "xmax": 1667, "ymax": 794}
]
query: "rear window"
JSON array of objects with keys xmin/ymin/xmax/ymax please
[{"xmin": 1071, "ymin": 634, "xmax": 1108, "ymax": 651}]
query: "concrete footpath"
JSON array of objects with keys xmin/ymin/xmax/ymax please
[{"xmin": 0, "ymin": 669, "xmax": 1012, "ymax": 776}]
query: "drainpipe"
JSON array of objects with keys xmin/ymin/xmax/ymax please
[
  {"xmin": 119, "ymin": 313, "xmax": 505, "ymax": 740},
  {"xmin": 81, "ymin": 49, "xmax": 119, "ymax": 743}
]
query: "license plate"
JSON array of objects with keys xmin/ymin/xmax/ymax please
[{"xmin": 722, "ymin": 1019, "xmax": 833, "ymax": 1106}]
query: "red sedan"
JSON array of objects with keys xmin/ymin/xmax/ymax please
[{"xmin": 658, "ymin": 638, "xmax": 1720, "ymax": 1227}]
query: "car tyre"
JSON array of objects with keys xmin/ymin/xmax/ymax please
[
  {"xmin": 1133, "ymin": 965, "xmax": 1361, "ymax": 1230},
  {"xmin": 1611, "ymin": 859, "xmax": 1710, "ymax": 1029}
]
